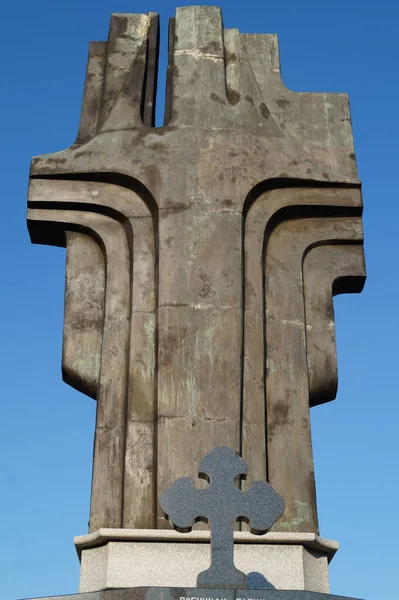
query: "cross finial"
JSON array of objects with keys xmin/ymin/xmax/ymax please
[{"xmin": 160, "ymin": 446, "xmax": 285, "ymax": 589}]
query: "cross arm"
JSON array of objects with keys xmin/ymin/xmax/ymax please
[{"xmin": 160, "ymin": 477, "xmax": 206, "ymax": 532}]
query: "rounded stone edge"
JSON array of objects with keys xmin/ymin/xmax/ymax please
[{"xmin": 74, "ymin": 529, "xmax": 339, "ymax": 562}]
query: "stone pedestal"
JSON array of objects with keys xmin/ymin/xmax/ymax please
[{"xmin": 75, "ymin": 530, "xmax": 338, "ymax": 595}]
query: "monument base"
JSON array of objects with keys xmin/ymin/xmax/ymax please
[
  {"xmin": 26, "ymin": 586, "xmax": 362, "ymax": 600},
  {"xmin": 74, "ymin": 530, "xmax": 339, "ymax": 594}
]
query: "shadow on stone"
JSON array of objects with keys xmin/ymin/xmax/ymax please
[{"xmin": 247, "ymin": 572, "xmax": 276, "ymax": 590}]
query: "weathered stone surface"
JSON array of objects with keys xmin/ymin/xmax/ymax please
[{"xmin": 27, "ymin": 6, "xmax": 366, "ymax": 534}]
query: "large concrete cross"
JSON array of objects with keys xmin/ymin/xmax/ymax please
[
  {"xmin": 161, "ymin": 445, "xmax": 284, "ymax": 588},
  {"xmin": 27, "ymin": 6, "xmax": 366, "ymax": 534}
]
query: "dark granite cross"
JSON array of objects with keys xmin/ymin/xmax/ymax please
[{"xmin": 160, "ymin": 445, "xmax": 285, "ymax": 589}]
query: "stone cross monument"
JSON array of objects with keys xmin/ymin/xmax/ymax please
[
  {"xmin": 27, "ymin": 5, "xmax": 365, "ymax": 596},
  {"xmin": 161, "ymin": 445, "xmax": 285, "ymax": 589}
]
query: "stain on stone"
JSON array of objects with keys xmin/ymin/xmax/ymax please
[
  {"xmin": 199, "ymin": 269, "xmax": 215, "ymax": 299},
  {"xmin": 157, "ymin": 125, "xmax": 177, "ymax": 136},
  {"xmin": 150, "ymin": 142, "xmax": 166, "ymax": 153},
  {"xmin": 191, "ymin": 69, "xmax": 199, "ymax": 82},
  {"xmin": 160, "ymin": 326, "xmax": 187, "ymax": 369},
  {"xmin": 246, "ymin": 280, "xmax": 256, "ymax": 299},
  {"xmin": 113, "ymin": 15, "xmax": 128, "ymax": 37},
  {"xmin": 134, "ymin": 350, "xmax": 145, "ymax": 368},
  {"xmin": 46, "ymin": 157, "xmax": 67, "ymax": 164},
  {"xmin": 225, "ymin": 51, "xmax": 237, "ymax": 65},
  {"xmin": 228, "ymin": 90, "xmax": 241, "ymax": 106},
  {"xmin": 163, "ymin": 200, "xmax": 189, "ymax": 214},
  {"xmin": 75, "ymin": 150, "xmax": 94, "ymax": 159},
  {"xmin": 144, "ymin": 164, "xmax": 161, "ymax": 190},
  {"xmin": 276, "ymin": 99, "xmax": 290, "ymax": 109},
  {"xmin": 200, "ymin": 40, "xmax": 221, "ymax": 54},
  {"xmin": 291, "ymin": 500, "xmax": 311, "ymax": 529},
  {"xmin": 244, "ymin": 95, "xmax": 255, "ymax": 106},
  {"xmin": 269, "ymin": 400, "xmax": 290, "ymax": 430},
  {"xmin": 210, "ymin": 92, "xmax": 226, "ymax": 105},
  {"xmin": 259, "ymin": 103, "xmax": 271, "ymax": 120}
]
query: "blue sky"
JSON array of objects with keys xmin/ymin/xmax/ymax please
[{"xmin": 1, "ymin": 1, "xmax": 398, "ymax": 599}]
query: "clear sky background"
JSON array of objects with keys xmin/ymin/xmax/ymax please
[{"xmin": 1, "ymin": 1, "xmax": 398, "ymax": 599}]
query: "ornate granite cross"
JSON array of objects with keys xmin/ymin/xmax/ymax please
[{"xmin": 160, "ymin": 446, "xmax": 285, "ymax": 589}]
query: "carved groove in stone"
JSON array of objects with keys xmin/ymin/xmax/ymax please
[
  {"xmin": 28, "ymin": 180, "xmax": 157, "ymax": 530},
  {"xmin": 242, "ymin": 187, "xmax": 365, "ymax": 532}
]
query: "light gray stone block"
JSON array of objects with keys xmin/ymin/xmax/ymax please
[{"xmin": 75, "ymin": 530, "xmax": 337, "ymax": 594}]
